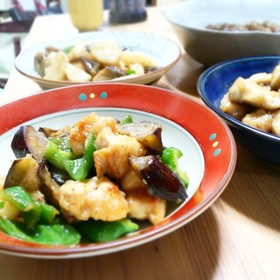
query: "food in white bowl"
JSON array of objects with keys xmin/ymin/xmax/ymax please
[
  {"xmin": 0, "ymin": 83, "xmax": 236, "ymax": 258},
  {"xmin": 162, "ymin": 0, "xmax": 280, "ymax": 66},
  {"xmin": 0, "ymin": 112, "xmax": 189, "ymax": 246},
  {"xmin": 34, "ymin": 40, "xmax": 159, "ymax": 83},
  {"xmin": 15, "ymin": 31, "xmax": 181, "ymax": 89}
]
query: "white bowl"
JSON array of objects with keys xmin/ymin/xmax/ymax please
[
  {"xmin": 15, "ymin": 31, "xmax": 181, "ymax": 89},
  {"xmin": 162, "ymin": 0, "xmax": 280, "ymax": 66}
]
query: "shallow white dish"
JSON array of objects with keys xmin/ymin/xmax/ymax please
[
  {"xmin": 162, "ymin": 0, "xmax": 280, "ymax": 66},
  {"xmin": 15, "ymin": 31, "xmax": 181, "ymax": 89}
]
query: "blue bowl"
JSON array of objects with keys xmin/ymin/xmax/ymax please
[{"xmin": 197, "ymin": 56, "xmax": 280, "ymax": 166}]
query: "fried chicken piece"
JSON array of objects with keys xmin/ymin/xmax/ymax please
[
  {"xmin": 121, "ymin": 170, "xmax": 166, "ymax": 225},
  {"xmin": 242, "ymin": 109, "xmax": 274, "ymax": 132},
  {"xmin": 228, "ymin": 77, "xmax": 280, "ymax": 110},
  {"xmin": 271, "ymin": 109, "xmax": 280, "ymax": 136},
  {"xmin": 94, "ymin": 127, "xmax": 147, "ymax": 179},
  {"xmin": 271, "ymin": 64, "xmax": 280, "ymax": 90},
  {"xmin": 69, "ymin": 112, "xmax": 117, "ymax": 156},
  {"xmin": 57, "ymin": 176, "xmax": 129, "ymax": 222},
  {"xmin": 126, "ymin": 188, "xmax": 167, "ymax": 225},
  {"xmin": 220, "ymin": 92, "xmax": 252, "ymax": 120}
]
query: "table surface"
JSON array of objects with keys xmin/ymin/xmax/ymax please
[{"xmin": 1, "ymin": 7, "xmax": 280, "ymax": 280}]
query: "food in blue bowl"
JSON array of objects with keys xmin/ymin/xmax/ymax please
[{"xmin": 197, "ymin": 56, "xmax": 280, "ymax": 166}]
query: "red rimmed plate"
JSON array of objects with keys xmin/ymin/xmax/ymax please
[{"xmin": 0, "ymin": 83, "xmax": 236, "ymax": 258}]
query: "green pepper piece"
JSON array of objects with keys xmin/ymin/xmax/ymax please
[
  {"xmin": 126, "ymin": 69, "xmax": 136, "ymax": 75},
  {"xmin": 31, "ymin": 224, "xmax": 81, "ymax": 245},
  {"xmin": 0, "ymin": 217, "xmax": 81, "ymax": 246},
  {"xmin": 49, "ymin": 136, "xmax": 72, "ymax": 152},
  {"xmin": 39, "ymin": 203, "xmax": 59, "ymax": 225},
  {"xmin": 120, "ymin": 115, "xmax": 133, "ymax": 124},
  {"xmin": 63, "ymin": 45, "xmax": 74, "ymax": 54},
  {"xmin": 64, "ymin": 133, "xmax": 96, "ymax": 181},
  {"xmin": 161, "ymin": 147, "xmax": 189, "ymax": 188},
  {"xmin": 75, "ymin": 218, "xmax": 139, "ymax": 243},
  {"xmin": 0, "ymin": 186, "xmax": 41, "ymax": 228},
  {"xmin": 64, "ymin": 158, "xmax": 87, "ymax": 181},
  {"xmin": 0, "ymin": 217, "xmax": 33, "ymax": 242},
  {"xmin": 44, "ymin": 141, "xmax": 76, "ymax": 170}
]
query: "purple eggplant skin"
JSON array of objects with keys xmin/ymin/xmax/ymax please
[
  {"xmin": 117, "ymin": 121, "xmax": 163, "ymax": 154},
  {"xmin": 11, "ymin": 125, "xmax": 48, "ymax": 162},
  {"xmin": 129, "ymin": 155, "xmax": 188, "ymax": 203}
]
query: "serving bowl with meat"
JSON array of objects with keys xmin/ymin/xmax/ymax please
[
  {"xmin": 198, "ymin": 55, "xmax": 280, "ymax": 166},
  {"xmin": 0, "ymin": 83, "xmax": 236, "ymax": 258},
  {"xmin": 162, "ymin": 0, "xmax": 280, "ymax": 66},
  {"xmin": 15, "ymin": 31, "xmax": 181, "ymax": 89}
]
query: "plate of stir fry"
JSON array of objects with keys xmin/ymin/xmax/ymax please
[
  {"xmin": 0, "ymin": 83, "xmax": 236, "ymax": 258},
  {"xmin": 14, "ymin": 31, "xmax": 181, "ymax": 89}
]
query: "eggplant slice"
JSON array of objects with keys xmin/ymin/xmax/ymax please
[
  {"xmin": 117, "ymin": 121, "xmax": 163, "ymax": 154},
  {"xmin": 11, "ymin": 125, "xmax": 48, "ymax": 162},
  {"xmin": 129, "ymin": 155, "xmax": 188, "ymax": 203}
]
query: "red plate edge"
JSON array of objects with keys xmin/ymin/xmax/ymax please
[{"xmin": 0, "ymin": 83, "xmax": 237, "ymax": 257}]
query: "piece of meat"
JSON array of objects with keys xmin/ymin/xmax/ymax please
[
  {"xmin": 69, "ymin": 112, "xmax": 117, "ymax": 156},
  {"xmin": 94, "ymin": 127, "xmax": 147, "ymax": 179},
  {"xmin": 121, "ymin": 170, "xmax": 167, "ymax": 225},
  {"xmin": 126, "ymin": 188, "xmax": 167, "ymax": 225},
  {"xmin": 228, "ymin": 77, "xmax": 280, "ymax": 110},
  {"xmin": 57, "ymin": 176, "xmax": 129, "ymax": 222},
  {"xmin": 271, "ymin": 109, "xmax": 280, "ymax": 136},
  {"xmin": 220, "ymin": 92, "xmax": 252, "ymax": 120},
  {"xmin": 242, "ymin": 109, "xmax": 274, "ymax": 132}
]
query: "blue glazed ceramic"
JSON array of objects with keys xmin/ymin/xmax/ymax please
[{"xmin": 197, "ymin": 56, "xmax": 280, "ymax": 166}]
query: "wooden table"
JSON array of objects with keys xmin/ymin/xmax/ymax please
[{"xmin": 1, "ymin": 7, "xmax": 280, "ymax": 280}]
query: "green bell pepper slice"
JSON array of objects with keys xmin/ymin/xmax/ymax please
[
  {"xmin": 0, "ymin": 186, "xmax": 59, "ymax": 228},
  {"xmin": 63, "ymin": 132, "xmax": 96, "ymax": 181},
  {"xmin": 0, "ymin": 186, "xmax": 41, "ymax": 228},
  {"xmin": 75, "ymin": 218, "xmax": 139, "ymax": 243},
  {"xmin": 0, "ymin": 217, "xmax": 81, "ymax": 246},
  {"xmin": 45, "ymin": 133, "xmax": 96, "ymax": 181},
  {"xmin": 44, "ymin": 141, "xmax": 76, "ymax": 170},
  {"xmin": 161, "ymin": 147, "xmax": 189, "ymax": 188},
  {"xmin": 120, "ymin": 115, "xmax": 133, "ymax": 124}
]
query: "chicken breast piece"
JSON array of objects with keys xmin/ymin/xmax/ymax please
[
  {"xmin": 68, "ymin": 43, "xmax": 93, "ymax": 61},
  {"xmin": 43, "ymin": 51, "xmax": 69, "ymax": 81},
  {"xmin": 242, "ymin": 109, "xmax": 274, "ymax": 132},
  {"xmin": 126, "ymin": 188, "xmax": 167, "ymax": 225},
  {"xmin": 57, "ymin": 176, "xmax": 129, "ymax": 221},
  {"xmin": 121, "ymin": 170, "xmax": 167, "ymax": 225},
  {"xmin": 271, "ymin": 64, "xmax": 280, "ymax": 90},
  {"xmin": 249, "ymin": 72, "xmax": 272, "ymax": 84},
  {"xmin": 94, "ymin": 127, "xmax": 147, "ymax": 179},
  {"xmin": 64, "ymin": 63, "xmax": 92, "ymax": 82},
  {"xmin": 69, "ymin": 112, "xmax": 117, "ymax": 156},
  {"xmin": 220, "ymin": 92, "xmax": 252, "ymax": 120},
  {"xmin": 120, "ymin": 170, "xmax": 147, "ymax": 192},
  {"xmin": 90, "ymin": 40, "xmax": 122, "ymax": 66},
  {"xmin": 228, "ymin": 77, "xmax": 280, "ymax": 110},
  {"xmin": 271, "ymin": 109, "xmax": 280, "ymax": 136}
]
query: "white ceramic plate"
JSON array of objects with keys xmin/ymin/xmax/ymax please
[
  {"xmin": 162, "ymin": 0, "xmax": 280, "ymax": 65},
  {"xmin": 15, "ymin": 31, "xmax": 181, "ymax": 89}
]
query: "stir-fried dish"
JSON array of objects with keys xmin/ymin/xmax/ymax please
[
  {"xmin": 220, "ymin": 64, "xmax": 280, "ymax": 136},
  {"xmin": 34, "ymin": 40, "xmax": 161, "ymax": 82},
  {"xmin": 0, "ymin": 113, "xmax": 189, "ymax": 245}
]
